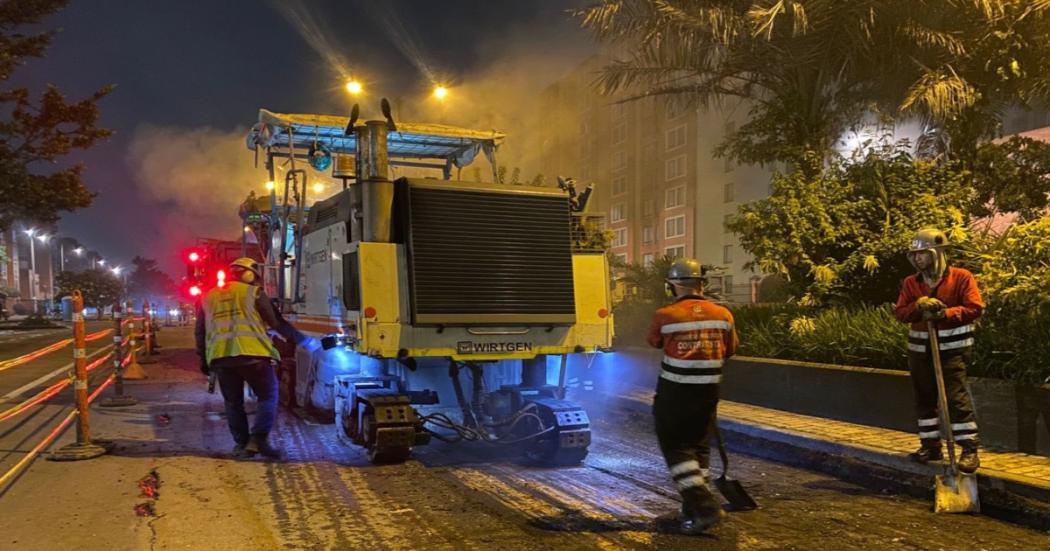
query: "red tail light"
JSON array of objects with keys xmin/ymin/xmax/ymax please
[
  {"xmin": 216, "ymin": 269, "xmax": 226, "ymax": 288},
  {"xmin": 189, "ymin": 285, "xmax": 202, "ymax": 297}
]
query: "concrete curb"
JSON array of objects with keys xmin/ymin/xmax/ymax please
[{"xmin": 598, "ymin": 391, "xmax": 1050, "ymax": 530}]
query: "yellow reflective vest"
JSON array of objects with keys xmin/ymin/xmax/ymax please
[{"xmin": 201, "ymin": 281, "xmax": 279, "ymax": 364}]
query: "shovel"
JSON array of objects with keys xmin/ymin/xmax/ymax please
[
  {"xmin": 713, "ymin": 414, "xmax": 758, "ymax": 511},
  {"xmin": 928, "ymin": 321, "xmax": 980, "ymax": 514}
]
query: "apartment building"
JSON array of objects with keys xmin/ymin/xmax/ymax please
[{"xmin": 538, "ymin": 57, "xmax": 772, "ymax": 302}]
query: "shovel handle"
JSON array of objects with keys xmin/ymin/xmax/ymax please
[
  {"xmin": 714, "ymin": 412, "xmax": 730, "ymax": 479},
  {"xmin": 927, "ymin": 321, "xmax": 959, "ymax": 476}
]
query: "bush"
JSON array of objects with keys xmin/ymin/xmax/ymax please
[{"xmin": 733, "ymin": 304, "xmax": 909, "ymax": 369}]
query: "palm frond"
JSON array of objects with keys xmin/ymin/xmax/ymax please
[{"xmin": 900, "ymin": 65, "xmax": 978, "ymax": 120}]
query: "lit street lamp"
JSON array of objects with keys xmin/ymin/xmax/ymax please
[
  {"xmin": 345, "ymin": 79, "xmax": 363, "ymax": 96},
  {"xmin": 22, "ymin": 228, "xmax": 37, "ymax": 308},
  {"xmin": 433, "ymin": 85, "xmax": 449, "ymax": 100}
]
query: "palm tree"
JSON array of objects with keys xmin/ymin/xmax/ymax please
[{"xmin": 574, "ymin": 1, "xmax": 1050, "ymax": 165}]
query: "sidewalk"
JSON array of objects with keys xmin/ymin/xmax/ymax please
[{"xmin": 609, "ymin": 387, "xmax": 1050, "ymax": 521}]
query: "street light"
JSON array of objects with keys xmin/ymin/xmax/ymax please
[
  {"xmin": 345, "ymin": 79, "xmax": 363, "ymax": 96},
  {"xmin": 433, "ymin": 85, "xmax": 449, "ymax": 100},
  {"xmin": 265, "ymin": 180, "xmax": 276, "ymax": 191},
  {"xmin": 22, "ymin": 228, "xmax": 38, "ymax": 308},
  {"xmin": 312, "ymin": 182, "xmax": 325, "ymax": 194}
]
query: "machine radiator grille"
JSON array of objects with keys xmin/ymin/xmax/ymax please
[{"xmin": 404, "ymin": 184, "xmax": 576, "ymax": 324}]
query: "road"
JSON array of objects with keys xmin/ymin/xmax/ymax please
[{"xmin": 0, "ymin": 327, "xmax": 1047, "ymax": 550}]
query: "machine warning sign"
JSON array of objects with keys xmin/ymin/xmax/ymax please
[{"xmin": 457, "ymin": 341, "xmax": 534, "ymax": 354}]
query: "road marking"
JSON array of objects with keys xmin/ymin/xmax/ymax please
[{"xmin": 0, "ymin": 345, "xmax": 111, "ymax": 403}]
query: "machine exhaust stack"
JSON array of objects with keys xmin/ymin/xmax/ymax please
[{"xmin": 356, "ymin": 111, "xmax": 394, "ymax": 243}]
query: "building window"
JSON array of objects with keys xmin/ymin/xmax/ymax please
[
  {"xmin": 642, "ymin": 226, "xmax": 655, "ymax": 243},
  {"xmin": 723, "ymin": 244, "xmax": 733, "ymax": 264},
  {"xmin": 610, "ymin": 203, "xmax": 626, "ymax": 223},
  {"xmin": 614, "ymin": 253, "xmax": 628, "ymax": 265},
  {"xmin": 723, "ymin": 275, "xmax": 734, "ymax": 294},
  {"xmin": 665, "ymin": 155, "xmax": 686, "ymax": 181},
  {"xmin": 665, "ymin": 245, "xmax": 685, "ymax": 258},
  {"xmin": 643, "ymin": 253, "xmax": 655, "ymax": 267},
  {"xmin": 666, "ymin": 100, "xmax": 685, "ymax": 120},
  {"xmin": 723, "ymin": 181, "xmax": 735, "ymax": 203},
  {"xmin": 612, "ymin": 176, "xmax": 627, "ymax": 196},
  {"xmin": 665, "ymin": 185, "xmax": 686, "ymax": 209},
  {"xmin": 612, "ymin": 150, "xmax": 626, "ymax": 172},
  {"xmin": 723, "ymin": 214, "xmax": 733, "ymax": 234},
  {"xmin": 643, "ymin": 199, "xmax": 655, "ymax": 216},
  {"xmin": 612, "ymin": 122, "xmax": 627, "ymax": 145},
  {"xmin": 665, "ymin": 124, "xmax": 687, "ymax": 151},
  {"xmin": 612, "ymin": 227, "xmax": 628, "ymax": 248},
  {"xmin": 664, "ymin": 215, "xmax": 686, "ymax": 239}
]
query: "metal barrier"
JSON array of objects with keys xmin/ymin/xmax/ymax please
[
  {"xmin": 48, "ymin": 291, "xmax": 114, "ymax": 461},
  {"xmin": 138, "ymin": 300, "xmax": 156, "ymax": 365}
]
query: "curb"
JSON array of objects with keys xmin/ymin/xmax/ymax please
[{"xmin": 597, "ymin": 391, "xmax": 1050, "ymax": 530}]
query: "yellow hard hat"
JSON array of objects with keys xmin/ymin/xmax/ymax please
[{"xmin": 229, "ymin": 257, "xmax": 260, "ymax": 275}]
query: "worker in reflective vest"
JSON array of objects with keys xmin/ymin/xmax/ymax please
[
  {"xmin": 894, "ymin": 228, "xmax": 983, "ymax": 473},
  {"xmin": 195, "ymin": 257, "xmax": 304, "ymax": 459},
  {"xmin": 646, "ymin": 258, "xmax": 739, "ymax": 535}
]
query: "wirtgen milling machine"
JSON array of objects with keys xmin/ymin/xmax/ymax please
[{"xmin": 244, "ymin": 100, "xmax": 612, "ymax": 463}]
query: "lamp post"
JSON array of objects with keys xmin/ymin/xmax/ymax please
[
  {"xmin": 22, "ymin": 228, "xmax": 37, "ymax": 306},
  {"xmin": 37, "ymin": 233, "xmax": 52, "ymax": 312}
]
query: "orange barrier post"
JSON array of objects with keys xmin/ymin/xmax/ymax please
[
  {"xmin": 101, "ymin": 303, "xmax": 137, "ymax": 407},
  {"xmin": 122, "ymin": 300, "xmax": 148, "ymax": 379},
  {"xmin": 48, "ymin": 291, "xmax": 113, "ymax": 460},
  {"xmin": 138, "ymin": 300, "xmax": 156, "ymax": 365}
]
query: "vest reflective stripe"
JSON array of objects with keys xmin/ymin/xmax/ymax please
[
  {"xmin": 909, "ymin": 324, "xmax": 974, "ymax": 339},
  {"xmin": 662, "ymin": 356, "xmax": 724, "ymax": 369},
  {"xmin": 938, "ymin": 338, "xmax": 974, "ymax": 350},
  {"xmin": 203, "ymin": 282, "xmax": 278, "ymax": 363},
  {"xmin": 660, "ymin": 371, "xmax": 723, "ymax": 385},
  {"xmin": 661, "ymin": 320, "xmax": 732, "ymax": 334}
]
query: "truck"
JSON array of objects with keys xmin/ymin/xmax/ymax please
[{"xmin": 243, "ymin": 100, "xmax": 613, "ymax": 464}]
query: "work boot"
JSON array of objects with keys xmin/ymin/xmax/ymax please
[
  {"xmin": 246, "ymin": 434, "xmax": 282, "ymax": 459},
  {"xmin": 958, "ymin": 443, "xmax": 980, "ymax": 474},
  {"xmin": 909, "ymin": 443, "xmax": 943, "ymax": 464},
  {"xmin": 231, "ymin": 442, "xmax": 255, "ymax": 460},
  {"xmin": 680, "ymin": 487, "xmax": 724, "ymax": 535}
]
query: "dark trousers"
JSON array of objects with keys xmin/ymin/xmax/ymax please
[
  {"xmin": 215, "ymin": 358, "xmax": 278, "ymax": 446},
  {"xmin": 653, "ymin": 377, "xmax": 720, "ymax": 516},
  {"xmin": 908, "ymin": 350, "xmax": 979, "ymax": 447}
]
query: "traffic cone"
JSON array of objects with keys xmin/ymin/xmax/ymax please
[{"xmin": 123, "ymin": 345, "xmax": 148, "ymax": 380}]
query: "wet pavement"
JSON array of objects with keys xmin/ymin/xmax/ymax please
[{"xmin": 0, "ymin": 328, "xmax": 1048, "ymax": 550}]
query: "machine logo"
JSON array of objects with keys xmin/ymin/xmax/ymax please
[{"xmin": 457, "ymin": 341, "xmax": 533, "ymax": 354}]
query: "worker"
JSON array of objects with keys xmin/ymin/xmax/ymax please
[
  {"xmin": 646, "ymin": 258, "xmax": 738, "ymax": 535},
  {"xmin": 195, "ymin": 257, "xmax": 305, "ymax": 459},
  {"xmin": 894, "ymin": 228, "xmax": 983, "ymax": 473}
]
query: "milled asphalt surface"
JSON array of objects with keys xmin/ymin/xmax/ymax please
[{"xmin": 0, "ymin": 327, "xmax": 1047, "ymax": 550}]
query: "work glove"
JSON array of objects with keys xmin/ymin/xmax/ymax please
[
  {"xmin": 915, "ymin": 296, "xmax": 946, "ymax": 312},
  {"xmin": 922, "ymin": 308, "xmax": 946, "ymax": 321}
]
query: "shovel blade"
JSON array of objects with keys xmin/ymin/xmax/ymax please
[
  {"xmin": 714, "ymin": 476, "xmax": 758, "ymax": 511},
  {"xmin": 934, "ymin": 473, "xmax": 980, "ymax": 514}
]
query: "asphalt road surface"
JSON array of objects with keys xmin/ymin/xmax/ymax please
[{"xmin": 0, "ymin": 328, "xmax": 1047, "ymax": 550}]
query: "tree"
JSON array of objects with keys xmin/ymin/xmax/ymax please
[
  {"xmin": 575, "ymin": 1, "xmax": 1050, "ymax": 166},
  {"xmin": 126, "ymin": 256, "xmax": 176, "ymax": 303},
  {"xmin": 0, "ymin": 0, "xmax": 113, "ymax": 231},
  {"xmin": 968, "ymin": 136, "xmax": 1050, "ymax": 221},
  {"xmin": 726, "ymin": 145, "xmax": 974, "ymax": 304},
  {"xmin": 55, "ymin": 269, "xmax": 123, "ymax": 319}
]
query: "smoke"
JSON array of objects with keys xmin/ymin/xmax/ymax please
[{"xmin": 126, "ymin": 125, "xmax": 267, "ymax": 261}]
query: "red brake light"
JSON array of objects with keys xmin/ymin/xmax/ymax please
[
  {"xmin": 188, "ymin": 251, "xmax": 200, "ymax": 263},
  {"xmin": 216, "ymin": 269, "xmax": 226, "ymax": 288},
  {"xmin": 189, "ymin": 285, "xmax": 202, "ymax": 297}
]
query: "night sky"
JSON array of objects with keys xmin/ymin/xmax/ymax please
[{"xmin": 18, "ymin": 0, "xmax": 593, "ymax": 273}]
